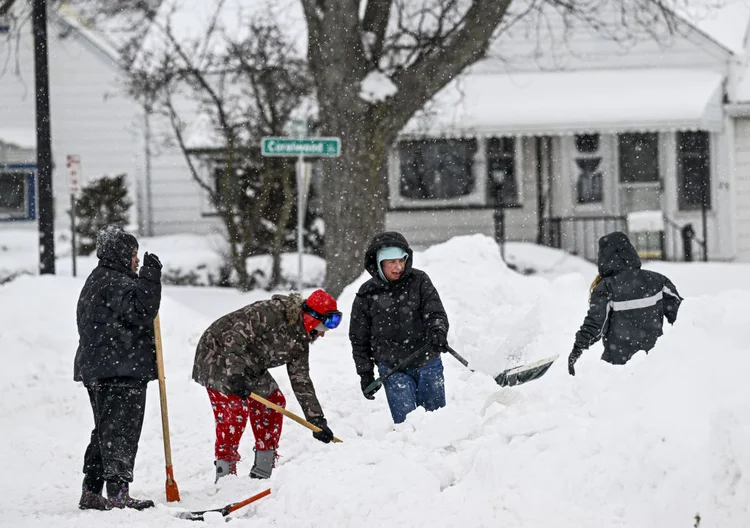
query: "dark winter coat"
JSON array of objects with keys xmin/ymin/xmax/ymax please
[
  {"xmin": 74, "ymin": 227, "xmax": 162, "ymax": 384},
  {"xmin": 350, "ymin": 232, "xmax": 449, "ymax": 376},
  {"xmin": 192, "ymin": 293, "xmax": 325, "ymax": 421},
  {"xmin": 574, "ymin": 232, "xmax": 682, "ymax": 365}
]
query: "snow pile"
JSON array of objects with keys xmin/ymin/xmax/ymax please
[
  {"xmin": 0, "ymin": 229, "xmax": 325, "ymax": 288},
  {"xmin": 359, "ymin": 71, "xmax": 398, "ymax": 103},
  {"xmin": 1, "ymin": 234, "xmax": 750, "ymax": 526}
]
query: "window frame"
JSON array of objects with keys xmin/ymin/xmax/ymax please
[
  {"xmin": 618, "ymin": 132, "xmax": 660, "ymax": 185},
  {"xmin": 0, "ymin": 165, "xmax": 36, "ymax": 222},
  {"xmin": 391, "ymin": 138, "xmax": 488, "ymax": 209}
]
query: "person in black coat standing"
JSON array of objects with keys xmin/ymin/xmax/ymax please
[
  {"xmin": 569, "ymin": 231, "xmax": 682, "ymax": 375},
  {"xmin": 350, "ymin": 232, "xmax": 450, "ymax": 424},
  {"xmin": 74, "ymin": 225, "xmax": 162, "ymax": 511}
]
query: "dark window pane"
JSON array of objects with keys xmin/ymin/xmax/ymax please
[
  {"xmin": 487, "ymin": 137, "xmax": 519, "ymax": 207},
  {"xmin": 0, "ymin": 173, "xmax": 26, "ymax": 212},
  {"xmin": 399, "ymin": 139, "xmax": 477, "ymax": 200},
  {"xmin": 677, "ymin": 131, "xmax": 710, "ymax": 211},
  {"xmin": 619, "ymin": 133, "xmax": 659, "ymax": 183},
  {"xmin": 574, "ymin": 134, "xmax": 603, "ymax": 204}
]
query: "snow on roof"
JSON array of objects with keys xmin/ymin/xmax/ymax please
[
  {"xmin": 402, "ymin": 68, "xmax": 725, "ymax": 138},
  {"xmin": 0, "ymin": 128, "xmax": 36, "ymax": 150},
  {"xmin": 674, "ymin": 0, "xmax": 750, "ymax": 55}
]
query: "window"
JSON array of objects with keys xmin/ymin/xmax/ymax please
[
  {"xmin": 399, "ymin": 139, "xmax": 477, "ymax": 200},
  {"xmin": 677, "ymin": 131, "xmax": 710, "ymax": 211},
  {"xmin": 486, "ymin": 137, "xmax": 520, "ymax": 207},
  {"xmin": 618, "ymin": 133, "xmax": 659, "ymax": 183},
  {"xmin": 574, "ymin": 134, "xmax": 603, "ymax": 204},
  {"xmin": 0, "ymin": 170, "xmax": 34, "ymax": 220}
]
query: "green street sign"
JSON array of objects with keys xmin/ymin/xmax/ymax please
[{"xmin": 261, "ymin": 137, "xmax": 341, "ymax": 157}]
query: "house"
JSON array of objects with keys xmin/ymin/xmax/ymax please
[
  {"xmin": 0, "ymin": 4, "xmax": 143, "ymax": 234},
  {"xmin": 389, "ymin": 1, "xmax": 750, "ymax": 261},
  {"xmin": 3, "ymin": 1, "xmax": 750, "ymax": 264}
]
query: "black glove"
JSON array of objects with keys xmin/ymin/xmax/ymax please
[
  {"xmin": 360, "ymin": 372, "xmax": 379, "ymax": 400},
  {"xmin": 429, "ymin": 328, "xmax": 448, "ymax": 353},
  {"xmin": 568, "ymin": 346, "xmax": 583, "ymax": 376},
  {"xmin": 310, "ymin": 417, "xmax": 334, "ymax": 444},
  {"xmin": 143, "ymin": 252, "xmax": 162, "ymax": 270}
]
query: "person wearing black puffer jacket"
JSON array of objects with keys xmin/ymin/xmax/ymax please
[
  {"xmin": 350, "ymin": 231, "xmax": 449, "ymax": 424},
  {"xmin": 568, "ymin": 231, "xmax": 682, "ymax": 375},
  {"xmin": 74, "ymin": 225, "xmax": 162, "ymax": 511}
]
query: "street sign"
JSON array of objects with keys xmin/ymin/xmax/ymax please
[
  {"xmin": 261, "ymin": 137, "xmax": 341, "ymax": 157},
  {"xmin": 66, "ymin": 154, "xmax": 81, "ymax": 193}
]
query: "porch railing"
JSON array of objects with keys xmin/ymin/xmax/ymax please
[
  {"xmin": 540, "ymin": 216, "xmax": 627, "ymax": 262},
  {"xmin": 541, "ymin": 215, "xmax": 707, "ymax": 262}
]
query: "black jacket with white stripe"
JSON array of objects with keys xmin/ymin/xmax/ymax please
[{"xmin": 574, "ymin": 232, "xmax": 682, "ymax": 365}]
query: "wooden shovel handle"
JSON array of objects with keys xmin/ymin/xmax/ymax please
[{"xmin": 248, "ymin": 392, "xmax": 342, "ymax": 443}]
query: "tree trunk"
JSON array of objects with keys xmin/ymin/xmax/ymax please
[{"xmin": 320, "ymin": 113, "xmax": 390, "ymax": 297}]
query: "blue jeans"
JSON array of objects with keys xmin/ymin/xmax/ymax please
[{"xmin": 377, "ymin": 357, "xmax": 446, "ymax": 424}]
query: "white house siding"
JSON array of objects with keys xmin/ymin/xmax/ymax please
[
  {"xmin": 0, "ymin": 14, "xmax": 141, "ymax": 234},
  {"xmin": 488, "ymin": 6, "xmax": 731, "ymax": 75},
  {"xmin": 734, "ymin": 118, "xmax": 750, "ymax": 260}
]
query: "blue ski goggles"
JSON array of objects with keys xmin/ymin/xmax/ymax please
[{"xmin": 302, "ymin": 303, "xmax": 343, "ymax": 330}]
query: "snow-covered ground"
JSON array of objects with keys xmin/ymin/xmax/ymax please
[{"xmin": 1, "ymin": 232, "xmax": 750, "ymax": 527}]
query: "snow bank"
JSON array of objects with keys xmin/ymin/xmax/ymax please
[{"xmin": 2, "ymin": 234, "xmax": 750, "ymax": 526}]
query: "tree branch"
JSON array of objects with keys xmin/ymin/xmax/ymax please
[
  {"xmin": 361, "ymin": 0, "xmax": 392, "ymax": 65},
  {"xmin": 383, "ymin": 0, "xmax": 512, "ymax": 134}
]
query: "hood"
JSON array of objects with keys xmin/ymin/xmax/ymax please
[
  {"xmin": 364, "ymin": 231, "xmax": 414, "ymax": 283},
  {"xmin": 597, "ymin": 231, "xmax": 641, "ymax": 276},
  {"xmin": 96, "ymin": 225, "xmax": 138, "ymax": 270},
  {"xmin": 272, "ymin": 292, "xmax": 308, "ymax": 328}
]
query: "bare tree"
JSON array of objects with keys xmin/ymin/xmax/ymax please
[
  {"xmin": 300, "ymin": 0, "xmax": 694, "ymax": 296},
  {"xmin": 126, "ymin": 4, "xmax": 313, "ymax": 289}
]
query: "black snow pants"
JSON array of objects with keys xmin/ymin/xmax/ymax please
[{"xmin": 82, "ymin": 377, "xmax": 148, "ymax": 491}]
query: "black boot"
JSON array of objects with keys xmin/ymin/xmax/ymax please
[
  {"xmin": 79, "ymin": 475, "xmax": 111, "ymax": 511},
  {"xmin": 106, "ymin": 481, "xmax": 154, "ymax": 510}
]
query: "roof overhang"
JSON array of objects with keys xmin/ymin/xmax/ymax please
[{"xmin": 402, "ymin": 69, "xmax": 726, "ymax": 138}]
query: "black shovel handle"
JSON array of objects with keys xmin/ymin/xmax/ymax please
[{"xmin": 363, "ymin": 344, "xmax": 431, "ymax": 396}]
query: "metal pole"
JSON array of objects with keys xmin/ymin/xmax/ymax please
[
  {"xmin": 33, "ymin": 0, "xmax": 55, "ymax": 274},
  {"xmin": 70, "ymin": 193, "xmax": 77, "ymax": 277},
  {"xmin": 144, "ymin": 107, "xmax": 154, "ymax": 236},
  {"xmin": 296, "ymin": 155, "xmax": 304, "ymax": 290}
]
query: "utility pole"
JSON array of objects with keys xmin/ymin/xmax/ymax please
[{"xmin": 33, "ymin": 0, "xmax": 55, "ymax": 274}]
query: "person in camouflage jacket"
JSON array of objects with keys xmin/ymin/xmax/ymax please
[{"xmin": 192, "ymin": 289, "xmax": 341, "ymax": 481}]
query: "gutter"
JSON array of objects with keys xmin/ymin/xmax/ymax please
[{"xmin": 725, "ymin": 103, "xmax": 750, "ymax": 117}]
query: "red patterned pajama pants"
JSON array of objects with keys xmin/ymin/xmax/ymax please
[{"xmin": 207, "ymin": 388, "xmax": 286, "ymax": 462}]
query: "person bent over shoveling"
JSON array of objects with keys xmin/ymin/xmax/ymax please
[
  {"xmin": 350, "ymin": 231, "xmax": 450, "ymax": 424},
  {"xmin": 192, "ymin": 290, "xmax": 340, "ymax": 482}
]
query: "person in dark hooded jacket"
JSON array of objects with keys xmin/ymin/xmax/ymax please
[
  {"xmin": 74, "ymin": 225, "xmax": 162, "ymax": 511},
  {"xmin": 350, "ymin": 232, "xmax": 449, "ymax": 424},
  {"xmin": 568, "ymin": 231, "xmax": 682, "ymax": 375}
]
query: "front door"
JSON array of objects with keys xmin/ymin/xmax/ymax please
[{"xmin": 617, "ymin": 132, "xmax": 663, "ymax": 213}]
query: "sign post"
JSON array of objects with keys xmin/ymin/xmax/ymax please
[
  {"xmin": 66, "ymin": 154, "xmax": 81, "ymax": 277},
  {"xmin": 261, "ymin": 133, "xmax": 341, "ymax": 290}
]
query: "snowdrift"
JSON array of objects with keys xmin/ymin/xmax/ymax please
[{"xmin": 1, "ymin": 234, "xmax": 749, "ymax": 527}]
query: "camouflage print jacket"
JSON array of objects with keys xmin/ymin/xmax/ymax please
[{"xmin": 192, "ymin": 293, "xmax": 325, "ymax": 420}]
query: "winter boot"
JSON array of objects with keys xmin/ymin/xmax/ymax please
[
  {"xmin": 106, "ymin": 481, "xmax": 154, "ymax": 511},
  {"xmin": 78, "ymin": 486, "xmax": 112, "ymax": 511},
  {"xmin": 249, "ymin": 449, "xmax": 276, "ymax": 479},
  {"xmin": 214, "ymin": 459, "xmax": 237, "ymax": 484}
]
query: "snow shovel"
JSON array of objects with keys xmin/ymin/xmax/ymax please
[
  {"xmin": 447, "ymin": 346, "xmax": 558, "ymax": 387},
  {"xmin": 154, "ymin": 313, "xmax": 181, "ymax": 502},
  {"xmin": 362, "ymin": 343, "xmax": 431, "ymax": 397},
  {"xmin": 176, "ymin": 488, "xmax": 272, "ymax": 522},
  {"xmin": 248, "ymin": 392, "xmax": 343, "ymax": 443}
]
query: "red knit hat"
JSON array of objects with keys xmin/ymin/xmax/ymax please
[{"xmin": 302, "ymin": 289, "xmax": 338, "ymax": 333}]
